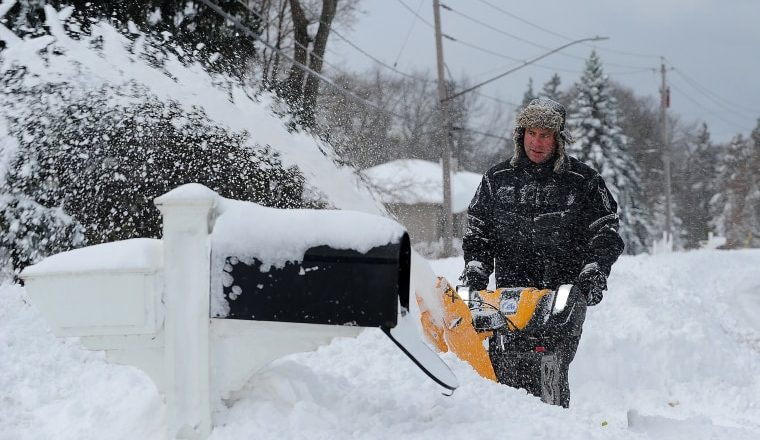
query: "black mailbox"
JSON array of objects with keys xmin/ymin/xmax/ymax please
[{"xmin": 217, "ymin": 233, "xmax": 410, "ymax": 329}]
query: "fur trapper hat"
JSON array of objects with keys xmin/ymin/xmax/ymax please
[{"xmin": 511, "ymin": 97, "xmax": 574, "ymax": 173}]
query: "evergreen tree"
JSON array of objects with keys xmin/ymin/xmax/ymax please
[
  {"xmin": 539, "ymin": 73, "xmax": 562, "ymax": 102},
  {"xmin": 749, "ymin": 119, "xmax": 760, "ymax": 246},
  {"xmin": 678, "ymin": 123, "xmax": 719, "ymax": 248},
  {"xmin": 521, "ymin": 78, "xmax": 536, "ymax": 109},
  {"xmin": 711, "ymin": 121, "xmax": 760, "ymax": 248},
  {"xmin": 567, "ymin": 51, "xmax": 649, "ymax": 254}
]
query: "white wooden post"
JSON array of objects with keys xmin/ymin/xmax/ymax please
[{"xmin": 155, "ymin": 184, "xmax": 218, "ymax": 440}]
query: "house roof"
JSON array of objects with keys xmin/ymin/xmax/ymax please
[{"xmin": 362, "ymin": 159, "xmax": 482, "ymax": 213}]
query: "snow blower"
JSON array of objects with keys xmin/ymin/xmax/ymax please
[{"xmin": 420, "ymin": 279, "xmax": 586, "ymax": 405}]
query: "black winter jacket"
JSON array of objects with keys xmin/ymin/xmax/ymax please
[{"xmin": 462, "ymin": 155, "xmax": 624, "ymax": 291}]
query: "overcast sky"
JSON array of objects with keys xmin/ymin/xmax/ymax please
[{"xmin": 326, "ymin": 0, "xmax": 760, "ymax": 146}]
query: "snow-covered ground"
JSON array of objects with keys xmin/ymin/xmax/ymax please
[
  {"xmin": 2, "ymin": 249, "xmax": 759, "ymax": 439},
  {"xmin": 2, "ymin": 7, "xmax": 759, "ymax": 439}
]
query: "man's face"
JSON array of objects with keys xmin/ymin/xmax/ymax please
[{"xmin": 524, "ymin": 127, "xmax": 557, "ymax": 164}]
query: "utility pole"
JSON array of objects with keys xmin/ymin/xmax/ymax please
[
  {"xmin": 433, "ymin": 0, "xmax": 454, "ymax": 257},
  {"xmin": 660, "ymin": 57, "xmax": 672, "ymax": 245}
]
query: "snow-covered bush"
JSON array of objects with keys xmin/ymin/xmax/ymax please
[
  {"xmin": 0, "ymin": 5, "xmax": 380, "ymax": 273},
  {"xmin": 0, "ymin": 70, "xmax": 317, "ymax": 270},
  {"xmin": 0, "ymin": 193, "xmax": 86, "ymax": 271},
  {"xmin": 3, "ymin": 0, "xmax": 259, "ymax": 81}
]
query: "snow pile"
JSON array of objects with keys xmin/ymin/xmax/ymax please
[
  {"xmin": 2, "ymin": 249, "xmax": 759, "ymax": 439},
  {"xmin": 363, "ymin": 159, "xmax": 482, "ymax": 213},
  {"xmin": 212, "ymin": 198, "xmax": 405, "ymax": 269},
  {"xmin": 0, "ymin": 282, "xmax": 165, "ymax": 440},
  {"xmin": 0, "ymin": 4, "xmax": 382, "ymax": 215},
  {"xmin": 20, "ymin": 238, "xmax": 162, "ymax": 276}
]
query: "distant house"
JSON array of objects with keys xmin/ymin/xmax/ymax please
[{"xmin": 363, "ymin": 159, "xmax": 482, "ymax": 244}]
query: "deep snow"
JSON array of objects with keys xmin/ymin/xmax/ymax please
[
  {"xmin": 1, "ymin": 249, "xmax": 759, "ymax": 439},
  {"xmin": 1, "ymin": 5, "xmax": 759, "ymax": 439}
]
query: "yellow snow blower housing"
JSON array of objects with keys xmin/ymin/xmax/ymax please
[{"xmin": 419, "ymin": 278, "xmax": 585, "ymax": 395}]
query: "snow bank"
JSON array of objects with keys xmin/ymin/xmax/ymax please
[
  {"xmin": 432, "ymin": 249, "xmax": 760, "ymax": 438},
  {"xmin": 0, "ymin": 5, "xmax": 383, "ymax": 215},
  {"xmin": 2, "ymin": 249, "xmax": 759, "ymax": 439},
  {"xmin": 0, "ymin": 282, "xmax": 165, "ymax": 440}
]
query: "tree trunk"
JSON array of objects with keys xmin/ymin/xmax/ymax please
[
  {"xmin": 284, "ymin": 0, "xmax": 310, "ymax": 105},
  {"xmin": 269, "ymin": 0, "xmax": 290, "ymax": 84},
  {"xmin": 301, "ymin": 0, "xmax": 338, "ymax": 126}
]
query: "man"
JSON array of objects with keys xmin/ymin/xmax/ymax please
[{"xmin": 461, "ymin": 97, "xmax": 624, "ymax": 406}]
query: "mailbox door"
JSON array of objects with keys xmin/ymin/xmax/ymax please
[{"xmin": 218, "ymin": 237, "xmax": 409, "ymax": 328}]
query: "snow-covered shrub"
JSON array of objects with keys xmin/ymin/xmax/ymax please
[
  {"xmin": 0, "ymin": 193, "xmax": 86, "ymax": 271},
  {"xmin": 3, "ymin": 0, "xmax": 259, "ymax": 81},
  {"xmin": 0, "ymin": 70, "xmax": 318, "ymax": 271},
  {"xmin": 0, "ymin": 5, "xmax": 378, "ymax": 273}
]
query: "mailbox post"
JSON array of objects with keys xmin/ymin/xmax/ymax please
[{"xmin": 155, "ymin": 184, "xmax": 217, "ymax": 440}]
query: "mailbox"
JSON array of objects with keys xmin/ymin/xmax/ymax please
[{"xmin": 217, "ymin": 234, "xmax": 410, "ymax": 329}]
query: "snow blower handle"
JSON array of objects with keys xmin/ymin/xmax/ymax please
[{"xmin": 465, "ymin": 285, "xmax": 584, "ymax": 335}]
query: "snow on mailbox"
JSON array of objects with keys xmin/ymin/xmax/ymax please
[
  {"xmin": 21, "ymin": 238, "xmax": 163, "ymax": 337},
  {"xmin": 210, "ymin": 198, "xmax": 411, "ymax": 327},
  {"xmin": 20, "ymin": 184, "xmax": 457, "ymax": 440}
]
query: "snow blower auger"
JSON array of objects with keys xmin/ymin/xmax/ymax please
[{"xmin": 420, "ymin": 278, "xmax": 586, "ymax": 405}]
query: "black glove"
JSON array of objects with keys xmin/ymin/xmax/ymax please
[
  {"xmin": 462, "ymin": 261, "xmax": 489, "ymax": 292},
  {"xmin": 577, "ymin": 263, "xmax": 607, "ymax": 306}
]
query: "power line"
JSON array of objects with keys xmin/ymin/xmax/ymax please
[
  {"xmin": 473, "ymin": 0, "xmax": 661, "ymax": 60},
  {"xmin": 331, "ymin": 26, "xmax": 433, "ymax": 83},
  {"xmin": 392, "ymin": 0, "xmax": 426, "ymax": 68},
  {"xmin": 441, "ymin": 2, "xmax": 654, "ymax": 71},
  {"xmin": 648, "ymin": 64, "xmax": 752, "ymax": 136},
  {"xmin": 200, "ymin": 0, "xmax": 407, "ymax": 117},
  {"xmin": 394, "ymin": 0, "xmax": 584, "ymax": 74},
  {"xmin": 241, "ymin": 0, "xmax": 435, "ymax": 85},
  {"xmin": 471, "ymin": 90, "xmax": 520, "ymax": 108},
  {"xmin": 441, "ymin": 2, "xmax": 556, "ymax": 53},
  {"xmin": 447, "ymin": 37, "xmax": 585, "ymax": 74},
  {"xmin": 474, "ymin": 0, "xmax": 575, "ymax": 42},
  {"xmin": 454, "ymin": 125, "xmax": 510, "ymax": 141},
  {"xmin": 445, "ymin": 36, "xmax": 608, "ymax": 102},
  {"xmin": 671, "ymin": 67, "xmax": 760, "ymax": 114},
  {"xmin": 393, "ymin": 0, "xmax": 435, "ymax": 28},
  {"xmin": 443, "ymin": 61, "xmax": 520, "ymax": 108},
  {"xmin": 609, "ymin": 67, "xmax": 657, "ymax": 76},
  {"xmin": 669, "ymin": 83, "xmax": 752, "ymax": 132},
  {"xmin": 672, "ymin": 74, "xmax": 748, "ymax": 117},
  {"xmin": 234, "ymin": 0, "xmax": 435, "ymax": 94},
  {"xmin": 399, "ymin": 0, "xmax": 648, "ymax": 76},
  {"xmin": 651, "ymin": 69, "xmax": 749, "ymax": 133},
  {"xmin": 235, "ymin": 0, "xmax": 431, "ymax": 86},
  {"xmin": 288, "ymin": 3, "xmax": 520, "ymax": 113},
  {"xmin": 231, "ymin": 0, "xmax": 361, "ymax": 82},
  {"xmin": 205, "ymin": 0, "xmax": 518, "ymax": 145}
]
